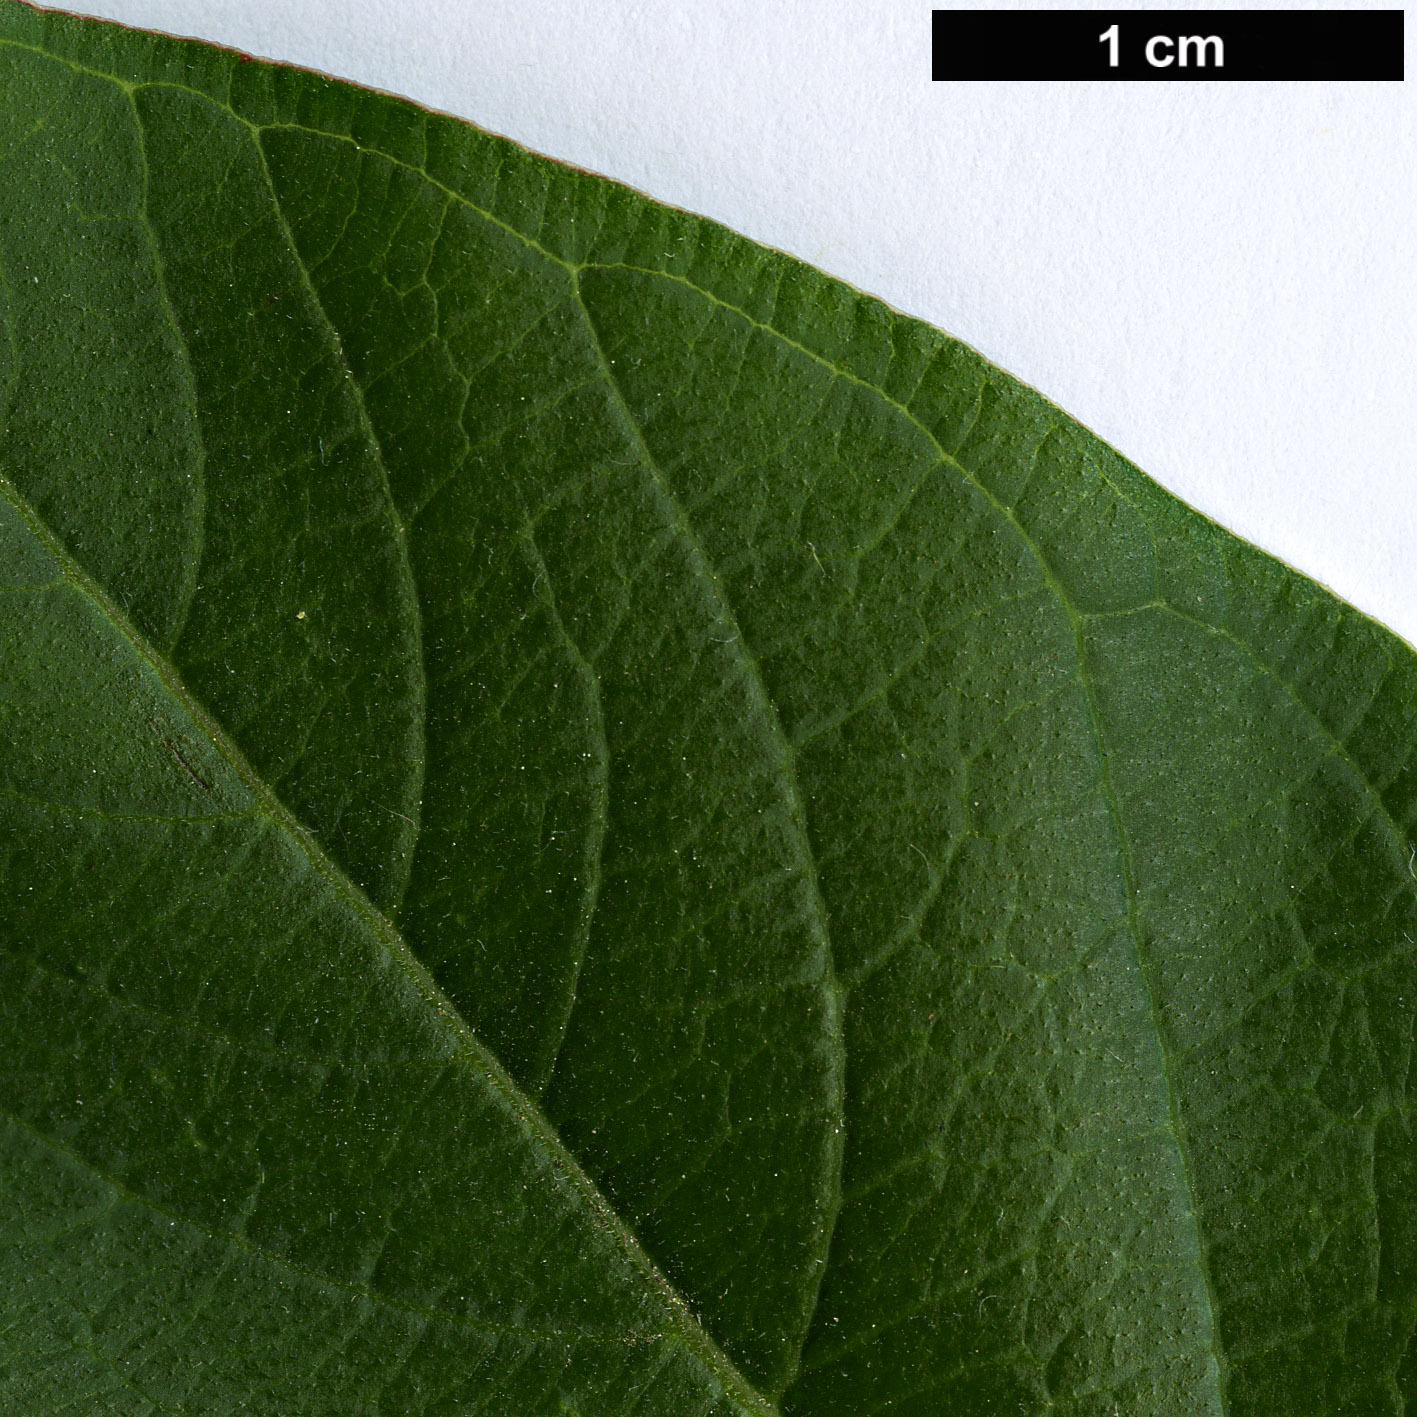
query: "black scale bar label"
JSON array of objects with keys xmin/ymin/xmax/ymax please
[{"xmin": 932, "ymin": 10, "xmax": 1404, "ymax": 80}]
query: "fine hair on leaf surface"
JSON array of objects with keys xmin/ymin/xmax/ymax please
[{"xmin": 2, "ymin": 5, "xmax": 1415, "ymax": 1414}]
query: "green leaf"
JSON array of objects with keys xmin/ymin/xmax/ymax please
[{"xmin": 2, "ymin": 6, "xmax": 1415, "ymax": 1414}]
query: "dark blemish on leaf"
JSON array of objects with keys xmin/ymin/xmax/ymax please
[
  {"xmin": 166, "ymin": 739, "xmax": 212, "ymax": 793},
  {"xmin": 147, "ymin": 717, "xmax": 212, "ymax": 793}
]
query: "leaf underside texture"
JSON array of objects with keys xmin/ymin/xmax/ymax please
[{"xmin": 1, "ymin": 6, "xmax": 1416, "ymax": 1414}]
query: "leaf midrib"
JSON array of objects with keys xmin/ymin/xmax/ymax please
[{"xmin": 0, "ymin": 462, "xmax": 778, "ymax": 1417}]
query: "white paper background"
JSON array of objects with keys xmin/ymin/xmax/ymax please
[{"xmin": 55, "ymin": 0, "xmax": 1417, "ymax": 643}]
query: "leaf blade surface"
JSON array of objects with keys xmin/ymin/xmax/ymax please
[{"xmin": 2, "ymin": 6, "xmax": 1416, "ymax": 1414}]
